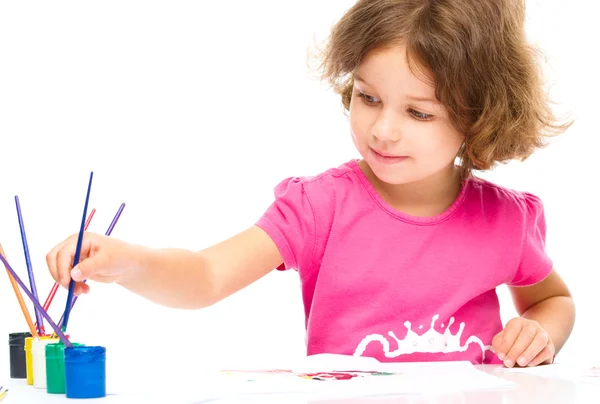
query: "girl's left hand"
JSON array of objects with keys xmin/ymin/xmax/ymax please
[{"xmin": 491, "ymin": 317, "xmax": 555, "ymax": 367}]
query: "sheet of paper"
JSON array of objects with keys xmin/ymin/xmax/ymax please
[
  {"xmin": 499, "ymin": 363, "xmax": 600, "ymax": 385},
  {"xmin": 181, "ymin": 354, "xmax": 515, "ymax": 403}
]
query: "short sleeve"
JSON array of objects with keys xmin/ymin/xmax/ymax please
[
  {"xmin": 256, "ymin": 177, "xmax": 316, "ymax": 272},
  {"xmin": 509, "ymin": 193, "xmax": 553, "ymax": 287}
]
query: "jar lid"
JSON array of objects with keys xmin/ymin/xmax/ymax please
[
  {"xmin": 8, "ymin": 332, "xmax": 32, "ymax": 344},
  {"xmin": 65, "ymin": 346, "xmax": 106, "ymax": 361},
  {"xmin": 46, "ymin": 342, "xmax": 83, "ymax": 355}
]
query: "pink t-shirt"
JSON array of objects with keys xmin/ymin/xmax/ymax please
[{"xmin": 256, "ymin": 160, "xmax": 553, "ymax": 365}]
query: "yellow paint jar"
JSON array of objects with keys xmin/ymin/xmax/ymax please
[{"xmin": 25, "ymin": 335, "xmax": 52, "ymax": 385}]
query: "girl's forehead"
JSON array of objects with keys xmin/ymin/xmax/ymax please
[{"xmin": 355, "ymin": 45, "xmax": 435, "ymax": 95}]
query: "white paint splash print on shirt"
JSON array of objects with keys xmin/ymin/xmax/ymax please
[{"xmin": 353, "ymin": 314, "xmax": 491, "ymax": 363}]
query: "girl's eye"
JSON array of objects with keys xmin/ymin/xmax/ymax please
[
  {"xmin": 409, "ymin": 109, "xmax": 433, "ymax": 121},
  {"xmin": 355, "ymin": 92, "xmax": 433, "ymax": 121},
  {"xmin": 357, "ymin": 92, "xmax": 380, "ymax": 105}
]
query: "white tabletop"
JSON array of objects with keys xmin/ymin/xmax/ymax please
[{"xmin": 4, "ymin": 364, "xmax": 600, "ymax": 403}]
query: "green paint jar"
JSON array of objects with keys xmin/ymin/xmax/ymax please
[{"xmin": 45, "ymin": 341, "xmax": 83, "ymax": 394}]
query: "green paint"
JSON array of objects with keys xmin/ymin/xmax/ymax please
[{"xmin": 45, "ymin": 341, "xmax": 83, "ymax": 394}]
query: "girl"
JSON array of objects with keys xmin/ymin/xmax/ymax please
[{"xmin": 47, "ymin": 0, "xmax": 575, "ymax": 367}]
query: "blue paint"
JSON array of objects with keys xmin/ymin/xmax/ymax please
[{"xmin": 64, "ymin": 346, "xmax": 106, "ymax": 399}]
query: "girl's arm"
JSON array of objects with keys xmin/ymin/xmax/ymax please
[
  {"xmin": 492, "ymin": 269, "xmax": 575, "ymax": 367},
  {"xmin": 47, "ymin": 226, "xmax": 283, "ymax": 309}
]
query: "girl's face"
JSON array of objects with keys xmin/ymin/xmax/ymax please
[{"xmin": 349, "ymin": 44, "xmax": 464, "ymax": 185}]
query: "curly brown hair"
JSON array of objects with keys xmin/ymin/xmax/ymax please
[{"xmin": 317, "ymin": 0, "xmax": 572, "ymax": 178}]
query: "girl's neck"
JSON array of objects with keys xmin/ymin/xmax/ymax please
[{"xmin": 358, "ymin": 160, "xmax": 464, "ymax": 218}]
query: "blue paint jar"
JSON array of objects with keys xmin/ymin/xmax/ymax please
[{"xmin": 64, "ymin": 346, "xmax": 106, "ymax": 399}]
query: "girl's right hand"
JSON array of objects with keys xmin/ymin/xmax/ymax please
[
  {"xmin": 46, "ymin": 226, "xmax": 283, "ymax": 308},
  {"xmin": 46, "ymin": 232, "xmax": 141, "ymax": 296}
]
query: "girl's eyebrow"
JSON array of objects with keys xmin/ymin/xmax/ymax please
[
  {"xmin": 355, "ymin": 72, "xmax": 439, "ymax": 104},
  {"xmin": 354, "ymin": 73, "xmax": 371, "ymax": 86},
  {"xmin": 406, "ymin": 94, "xmax": 438, "ymax": 104}
]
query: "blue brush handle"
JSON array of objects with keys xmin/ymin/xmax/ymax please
[
  {"xmin": 62, "ymin": 172, "xmax": 94, "ymax": 332},
  {"xmin": 58, "ymin": 202, "xmax": 125, "ymax": 328}
]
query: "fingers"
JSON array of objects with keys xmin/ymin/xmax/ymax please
[
  {"xmin": 513, "ymin": 330, "xmax": 550, "ymax": 367},
  {"xmin": 55, "ymin": 245, "xmax": 75, "ymax": 288},
  {"xmin": 493, "ymin": 318, "xmax": 554, "ymax": 368},
  {"xmin": 71, "ymin": 253, "xmax": 106, "ymax": 282},
  {"xmin": 528, "ymin": 342, "xmax": 555, "ymax": 367},
  {"xmin": 491, "ymin": 331, "xmax": 503, "ymax": 355},
  {"xmin": 504, "ymin": 322, "xmax": 539, "ymax": 367},
  {"xmin": 46, "ymin": 236, "xmax": 72, "ymax": 287},
  {"xmin": 46, "ymin": 233, "xmax": 96, "ymax": 288},
  {"xmin": 74, "ymin": 282, "xmax": 90, "ymax": 296},
  {"xmin": 494, "ymin": 318, "xmax": 523, "ymax": 365},
  {"xmin": 46, "ymin": 240, "xmax": 67, "ymax": 284}
]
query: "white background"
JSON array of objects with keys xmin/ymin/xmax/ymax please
[{"xmin": 0, "ymin": 0, "xmax": 598, "ymax": 390}]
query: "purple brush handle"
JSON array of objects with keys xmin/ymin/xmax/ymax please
[
  {"xmin": 0, "ymin": 253, "xmax": 71, "ymax": 346},
  {"xmin": 15, "ymin": 196, "xmax": 44, "ymax": 333},
  {"xmin": 58, "ymin": 203, "xmax": 125, "ymax": 328}
]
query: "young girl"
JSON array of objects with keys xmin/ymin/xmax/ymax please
[{"xmin": 46, "ymin": 0, "xmax": 575, "ymax": 367}]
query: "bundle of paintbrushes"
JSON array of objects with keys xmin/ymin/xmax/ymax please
[{"xmin": 2, "ymin": 172, "xmax": 125, "ymax": 399}]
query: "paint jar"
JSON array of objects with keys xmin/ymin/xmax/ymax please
[
  {"xmin": 26, "ymin": 336, "xmax": 51, "ymax": 384},
  {"xmin": 64, "ymin": 346, "xmax": 106, "ymax": 399},
  {"xmin": 25, "ymin": 336, "xmax": 52, "ymax": 384},
  {"xmin": 8, "ymin": 332, "xmax": 31, "ymax": 379},
  {"xmin": 27, "ymin": 335, "xmax": 68, "ymax": 385},
  {"xmin": 45, "ymin": 341, "xmax": 83, "ymax": 394},
  {"xmin": 32, "ymin": 337, "xmax": 59, "ymax": 389},
  {"xmin": 25, "ymin": 336, "xmax": 34, "ymax": 384}
]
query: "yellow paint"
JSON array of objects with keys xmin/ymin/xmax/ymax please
[{"xmin": 25, "ymin": 336, "xmax": 52, "ymax": 385}]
